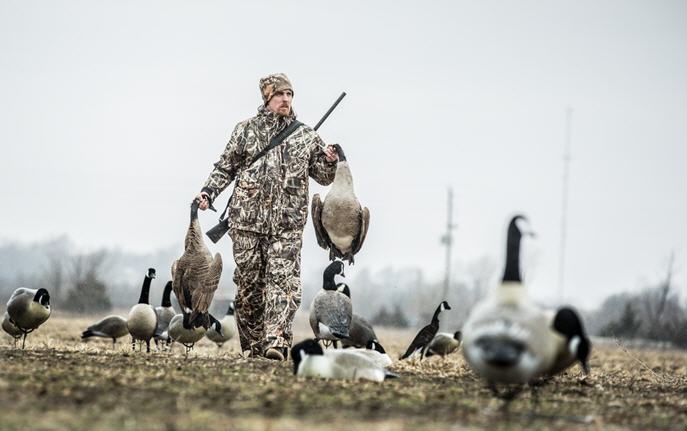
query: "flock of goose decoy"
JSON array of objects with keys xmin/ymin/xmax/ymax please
[{"xmin": 1, "ymin": 140, "xmax": 591, "ymax": 401}]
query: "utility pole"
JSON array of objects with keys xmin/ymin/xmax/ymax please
[
  {"xmin": 440, "ymin": 187, "xmax": 456, "ymax": 300},
  {"xmin": 559, "ymin": 107, "xmax": 573, "ymax": 303}
]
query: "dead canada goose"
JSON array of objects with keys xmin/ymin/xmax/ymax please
[
  {"xmin": 399, "ymin": 301, "xmax": 451, "ymax": 360},
  {"xmin": 2, "ymin": 312, "xmax": 23, "ymax": 346},
  {"xmin": 309, "ymin": 260, "xmax": 351, "ymax": 347},
  {"xmin": 462, "ymin": 215, "xmax": 590, "ymax": 400},
  {"xmin": 172, "ymin": 198, "xmax": 223, "ymax": 330},
  {"xmin": 127, "ymin": 268, "xmax": 158, "ymax": 353},
  {"xmin": 154, "ymin": 281, "xmax": 176, "ymax": 346},
  {"xmin": 334, "ymin": 283, "xmax": 380, "ymax": 349},
  {"xmin": 312, "ymin": 144, "xmax": 369, "ymax": 264},
  {"xmin": 290, "ymin": 338, "xmax": 397, "ymax": 382},
  {"xmin": 168, "ymin": 313, "xmax": 222, "ymax": 353},
  {"xmin": 425, "ymin": 331, "xmax": 462, "ymax": 358},
  {"xmin": 6, "ymin": 287, "xmax": 51, "ymax": 349},
  {"xmin": 206, "ymin": 300, "xmax": 236, "ymax": 348},
  {"xmin": 81, "ymin": 316, "xmax": 129, "ymax": 347}
]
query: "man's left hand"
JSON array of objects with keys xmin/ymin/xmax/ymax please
[{"xmin": 323, "ymin": 145, "xmax": 338, "ymax": 163}]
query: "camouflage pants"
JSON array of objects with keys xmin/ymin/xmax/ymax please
[{"xmin": 229, "ymin": 229, "xmax": 303, "ymax": 356}]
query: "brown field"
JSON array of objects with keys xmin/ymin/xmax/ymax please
[{"xmin": 1, "ymin": 313, "xmax": 686, "ymax": 431}]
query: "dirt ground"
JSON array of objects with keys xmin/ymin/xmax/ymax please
[{"xmin": 1, "ymin": 313, "xmax": 686, "ymax": 431}]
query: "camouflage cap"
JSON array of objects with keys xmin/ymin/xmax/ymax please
[{"xmin": 259, "ymin": 73, "xmax": 293, "ymax": 104}]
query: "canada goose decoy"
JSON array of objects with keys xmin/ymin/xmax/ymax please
[
  {"xmin": 311, "ymin": 144, "xmax": 370, "ymax": 264},
  {"xmin": 309, "ymin": 261, "xmax": 352, "ymax": 347},
  {"xmin": 172, "ymin": 198, "xmax": 223, "ymax": 329},
  {"xmin": 154, "ymin": 281, "xmax": 176, "ymax": 347},
  {"xmin": 6, "ymin": 287, "xmax": 51, "ymax": 349},
  {"xmin": 547, "ymin": 307, "xmax": 591, "ymax": 377},
  {"xmin": 334, "ymin": 283, "xmax": 381, "ymax": 349},
  {"xmin": 127, "ymin": 268, "xmax": 158, "ymax": 353},
  {"xmin": 2, "ymin": 312, "xmax": 23, "ymax": 346},
  {"xmin": 206, "ymin": 300, "xmax": 236, "ymax": 348},
  {"xmin": 399, "ymin": 301, "xmax": 451, "ymax": 360},
  {"xmin": 425, "ymin": 331, "xmax": 462, "ymax": 358},
  {"xmin": 168, "ymin": 313, "xmax": 222, "ymax": 353},
  {"xmin": 290, "ymin": 338, "xmax": 397, "ymax": 382},
  {"xmin": 350, "ymin": 339, "xmax": 393, "ymax": 368},
  {"xmin": 462, "ymin": 215, "xmax": 590, "ymax": 399},
  {"xmin": 81, "ymin": 316, "xmax": 129, "ymax": 348}
]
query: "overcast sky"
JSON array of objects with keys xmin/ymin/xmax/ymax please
[{"xmin": 1, "ymin": 0, "xmax": 685, "ymax": 309}]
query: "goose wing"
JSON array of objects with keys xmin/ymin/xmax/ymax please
[
  {"xmin": 400, "ymin": 323, "xmax": 438, "ymax": 359},
  {"xmin": 351, "ymin": 206, "xmax": 370, "ymax": 255},
  {"xmin": 315, "ymin": 292, "xmax": 352, "ymax": 337},
  {"xmin": 171, "ymin": 261, "xmax": 190, "ymax": 312},
  {"xmin": 191, "ymin": 253, "xmax": 223, "ymax": 315},
  {"xmin": 311, "ymin": 194, "xmax": 332, "ymax": 250}
]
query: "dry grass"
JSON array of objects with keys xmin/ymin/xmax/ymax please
[{"xmin": 1, "ymin": 313, "xmax": 686, "ymax": 431}]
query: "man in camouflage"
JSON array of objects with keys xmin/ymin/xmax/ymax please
[{"xmin": 196, "ymin": 74, "xmax": 338, "ymax": 360}]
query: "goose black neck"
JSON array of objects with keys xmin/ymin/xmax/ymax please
[
  {"xmin": 138, "ymin": 275, "xmax": 152, "ymax": 304},
  {"xmin": 502, "ymin": 218, "xmax": 523, "ymax": 282},
  {"xmin": 190, "ymin": 200, "xmax": 200, "ymax": 223},
  {"xmin": 323, "ymin": 268, "xmax": 339, "ymax": 291},
  {"xmin": 431, "ymin": 305, "xmax": 442, "ymax": 324},
  {"xmin": 162, "ymin": 282, "xmax": 173, "ymax": 307}
]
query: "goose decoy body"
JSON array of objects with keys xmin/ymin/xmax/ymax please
[
  {"xmin": 334, "ymin": 283, "xmax": 380, "ymax": 349},
  {"xmin": 425, "ymin": 331, "xmax": 462, "ymax": 358},
  {"xmin": 311, "ymin": 145, "xmax": 370, "ymax": 264},
  {"xmin": 206, "ymin": 300, "xmax": 236, "ymax": 348},
  {"xmin": 154, "ymin": 281, "xmax": 176, "ymax": 346},
  {"xmin": 2, "ymin": 312, "xmax": 23, "ymax": 346},
  {"xmin": 462, "ymin": 215, "xmax": 591, "ymax": 396},
  {"xmin": 168, "ymin": 313, "xmax": 222, "ymax": 353},
  {"xmin": 349, "ymin": 339, "xmax": 393, "ymax": 368},
  {"xmin": 309, "ymin": 261, "xmax": 352, "ymax": 346},
  {"xmin": 290, "ymin": 338, "xmax": 397, "ymax": 382},
  {"xmin": 399, "ymin": 301, "xmax": 451, "ymax": 360},
  {"xmin": 172, "ymin": 198, "xmax": 223, "ymax": 329},
  {"xmin": 6, "ymin": 287, "xmax": 51, "ymax": 348},
  {"xmin": 127, "ymin": 268, "xmax": 158, "ymax": 352},
  {"xmin": 81, "ymin": 315, "xmax": 129, "ymax": 347}
]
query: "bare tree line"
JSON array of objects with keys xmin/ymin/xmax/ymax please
[{"xmin": 1, "ymin": 237, "xmax": 685, "ymax": 348}]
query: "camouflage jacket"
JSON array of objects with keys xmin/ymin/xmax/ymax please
[{"xmin": 202, "ymin": 106, "xmax": 337, "ymax": 235}]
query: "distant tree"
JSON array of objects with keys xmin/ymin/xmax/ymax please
[
  {"xmin": 600, "ymin": 302, "xmax": 641, "ymax": 338},
  {"xmin": 61, "ymin": 251, "xmax": 112, "ymax": 313},
  {"xmin": 372, "ymin": 304, "xmax": 409, "ymax": 328}
]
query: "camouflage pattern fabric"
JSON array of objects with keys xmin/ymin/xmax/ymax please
[
  {"xmin": 230, "ymin": 229, "xmax": 303, "ymax": 356},
  {"xmin": 259, "ymin": 73, "xmax": 293, "ymax": 104},
  {"xmin": 203, "ymin": 105, "xmax": 337, "ymax": 236}
]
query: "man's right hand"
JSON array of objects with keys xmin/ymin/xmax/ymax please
[{"xmin": 197, "ymin": 192, "xmax": 211, "ymax": 211}]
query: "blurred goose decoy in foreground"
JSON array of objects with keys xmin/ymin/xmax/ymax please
[
  {"xmin": 206, "ymin": 300, "xmax": 236, "ymax": 348},
  {"xmin": 127, "ymin": 268, "xmax": 158, "ymax": 353},
  {"xmin": 462, "ymin": 215, "xmax": 590, "ymax": 399},
  {"xmin": 81, "ymin": 315, "xmax": 129, "ymax": 347},
  {"xmin": 399, "ymin": 301, "xmax": 451, "ymax": 360},
  {"xmin": 168, "ymin": 313, "xmax": 222, "ymax": 353},
  {"xmin": 311, "ymin": 144, "xmax": 370, "ymax": 264},
  {"xmin": 154, "ymin": 281, "xmax": 176, "ymax": 346},
  {"xmin": 2, "ymin": 312, "xmax": 23, "ymax": 346},
  {"xmin": 6, "ymin": 287, "xmax": 51, "ymax": 349},
  {"xmin": 309, "ymin": 261, "xmax": 352, "ymax": 347},
  {"xmin": 290, "ymin": 338, "xmax": 397, "ymax": 382},
  {"xmin": 172, "ymin": 198, "xmax": 223, "ymax": 330},
  {"xmin": 425, "ymin": 331, "xmax": 462, "ymax": 358}
]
